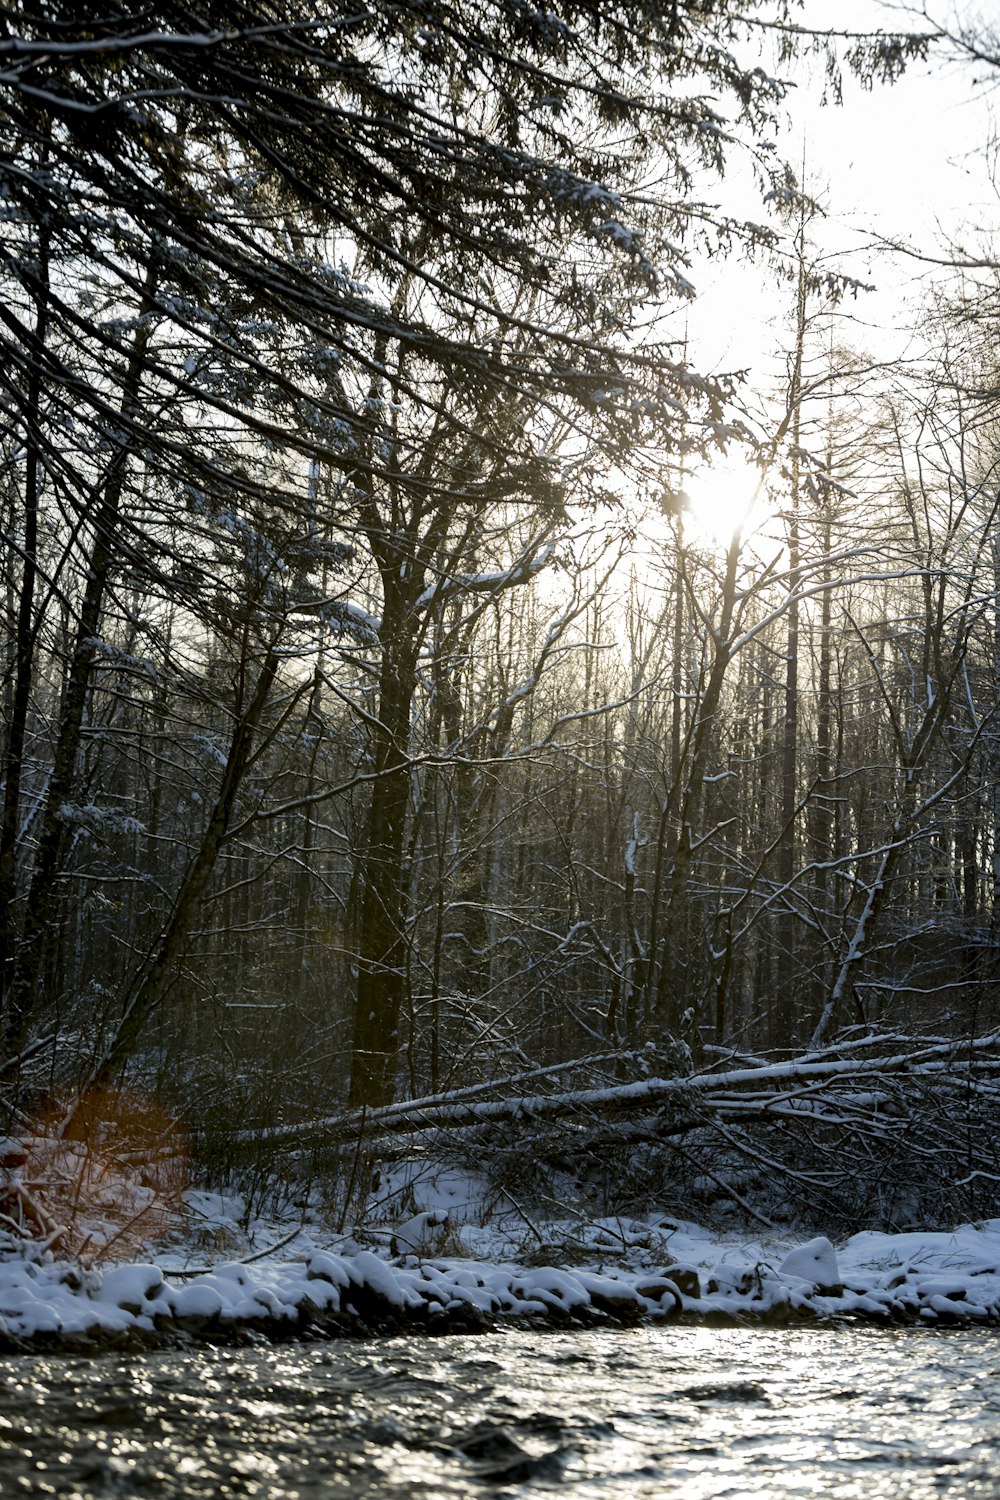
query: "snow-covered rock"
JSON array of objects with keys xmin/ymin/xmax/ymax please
[
  {"xmin": 779, "ymin": 1236, "xmax": 842, "ymax": 1294},
  {"xmin": 1, "ymin": 1218, "xmax": 999, "ymax": 1351},
  {"xmin": 97, "ymin": 1263, "xmax": 164, "ymax": 1314},
  {"xmin": 390, "ymin": 1210, "xmax": 451, "ymax": 1256}
]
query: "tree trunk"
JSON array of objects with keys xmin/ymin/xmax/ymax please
[
  {"xmin": 0, "ymin": 229, "xmax": 50, "ymax": 1048},
  {"xmin": 349, "ymin": 583, "xmax": 418, "ymax": 1109},
  {"xmin": 6, "ymin": 263, "xmax": 158, "ymax": 1052},
  {"xmin": 86, "ymin": 641, "xmax": 280, "ymax": 1092},
  {"xmin": 772, "ymin": 197, "xmax": 808, "ymax": 1047},
  {"xmin": 654, "ymin": 528, "xmax": 742, "ymax": 1042}
]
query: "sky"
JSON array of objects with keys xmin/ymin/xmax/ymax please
[
  {"xmin": 671, "ymin": 0, "xmax": 1000, "ymax": 533},
  {"xmin": 685, "ymin": 0, "xmax": 1000, "ymax": 383}
]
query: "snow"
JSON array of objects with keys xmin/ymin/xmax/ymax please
[
  {"xmin": 778, "ymin": 1236, "xmax": 841, "ymax": 1291},
  {"xmin": 4, "ymin": 1204, "xmax": 1000, "ymax": 1350},
  {"xmin": 346, "ymin": 1250, "xmax": 409, "ymax": 1308},
  {"xmin": 390, "ymin": 1210, "xmax": 450, "ymax": 1255},
  {"xmin": 166, "ymin": 1283, "xmax": 225, "ymax": 1321},
  {"xmin": 96, "ymin": 1263, "xmax": 164, "ymax": 1311},
  {"xmin": 1, "ymin": 1140, "xmax": 999, "ymax": 1350}
]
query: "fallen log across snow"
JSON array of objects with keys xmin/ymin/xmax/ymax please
[
  {"xmin": 233, "ymin": 1029, "xmax": 1000, "ymax": 1153},
  {"xmin": 201, "ymin": 1030, "xmax": 1000, "ymax": 1231}
]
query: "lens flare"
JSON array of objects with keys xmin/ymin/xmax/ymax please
[{"xmin": 1, "ymin": 1089, "xmax": 187, "ymax": 1260}]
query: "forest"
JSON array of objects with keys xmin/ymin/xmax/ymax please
[{"xmin": 2, "ymin": 0, "xmax": 1000, "ymax": 1249}]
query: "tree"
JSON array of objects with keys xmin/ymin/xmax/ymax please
[{"xmin": 0, "ymin": 2, "xmax": 932, "ymax": 1131}]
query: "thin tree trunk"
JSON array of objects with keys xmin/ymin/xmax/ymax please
[
  {"xmin": 654, "ymin": 527, "xmax": 742, "ymax": 1040},
  {"xmin": 773, "ymin": 197, "xmax": 808, "ymax": 1047},
  {"xmin": 0, "ymin": 229, "xmax": 50, "ymax": 1046},
  {"xmin": 86, "ymin": 641, "xmax": 280, "ymax": 1092},
  {"xmin": 7, "ymin": 261, "xmax": 158, "ymax": 1050}
]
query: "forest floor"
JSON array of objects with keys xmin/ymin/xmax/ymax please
[{"xmin": 1, "ymin": 1159, "xmax": 1000, "ymax": 1351}]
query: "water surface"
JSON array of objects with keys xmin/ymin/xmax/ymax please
[{"xmin": 1, "ymin": 1324, "xmax": 997, "ymax": 1496}]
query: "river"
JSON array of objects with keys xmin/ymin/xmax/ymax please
[{"xmin": 0, "ymin": 1324, "xmax": 996, "ymax": 1497}]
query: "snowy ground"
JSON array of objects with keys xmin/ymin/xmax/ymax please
[{"xmin": 2, "ymin": 1164, "xmax": 1000, "ymax": 1350}]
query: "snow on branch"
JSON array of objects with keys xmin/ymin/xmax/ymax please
[
  {"xmin": 414, "ymin": 543, "xmax": 555, "ymax": 613},
  {"xmin": 234, "ymin": 1031, "xmax": 1000, "ymax": 1153}
]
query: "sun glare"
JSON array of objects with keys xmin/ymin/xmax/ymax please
[{"xmin": 681, "ymin": 456, "xmax": 766, "ymax": 545}]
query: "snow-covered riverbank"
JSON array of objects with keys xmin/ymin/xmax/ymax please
[{"xmin": 4, "ymin": 1214, "xmax": 1000, "ymax": 1353}]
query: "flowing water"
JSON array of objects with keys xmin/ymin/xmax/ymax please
[{"xmin": 1, "ymin": 1324, "xmax": 998, "ymax": 1497}]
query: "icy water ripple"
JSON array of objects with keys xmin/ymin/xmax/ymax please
[{"xmin": 1, "ymin": 1324, "xmax": 998, "ymax": 1497}]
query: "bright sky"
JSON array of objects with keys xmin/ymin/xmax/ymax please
[
  {"xmin": 672, "ymin": 0, "xmax": 1000, "ymax": 537},
  {"xmin": 686, "ymin": 0, "xmax": 999, "ymax": 381}
]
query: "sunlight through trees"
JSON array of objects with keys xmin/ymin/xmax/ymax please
[{"xmin": 3, "ymin": 1, "xmax": 1000, "ymax": 1234}]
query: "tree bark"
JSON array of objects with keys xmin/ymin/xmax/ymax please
[
  {"xmin": 348, "ymin": 579, "xmax": 419, "ymax": 1109},
  {"xmin": 0, "ymin": 228, "xmax": 50, "ymax": 1048}
]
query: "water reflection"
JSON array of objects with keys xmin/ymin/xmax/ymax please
[{"xmin": 0, "ymin": 1325, "xmax": 996, "ymax": 1497}]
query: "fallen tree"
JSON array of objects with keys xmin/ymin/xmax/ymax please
[
  {"xmin": 213, "ymin": 1029, "xmax": 1000, "ymax": 1234},
  {"xmin": 6, "ymin": 1030, "xmax": 998, "ymax": 1248}
]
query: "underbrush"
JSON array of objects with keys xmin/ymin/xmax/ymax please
[
  {"xmin": 4, "ymin": 1031, "xmax": 1000, "ymax": 1262},
  {"xmin": 0, "ymin": 1088, "xmax": 186, "ymax": 1260}
]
